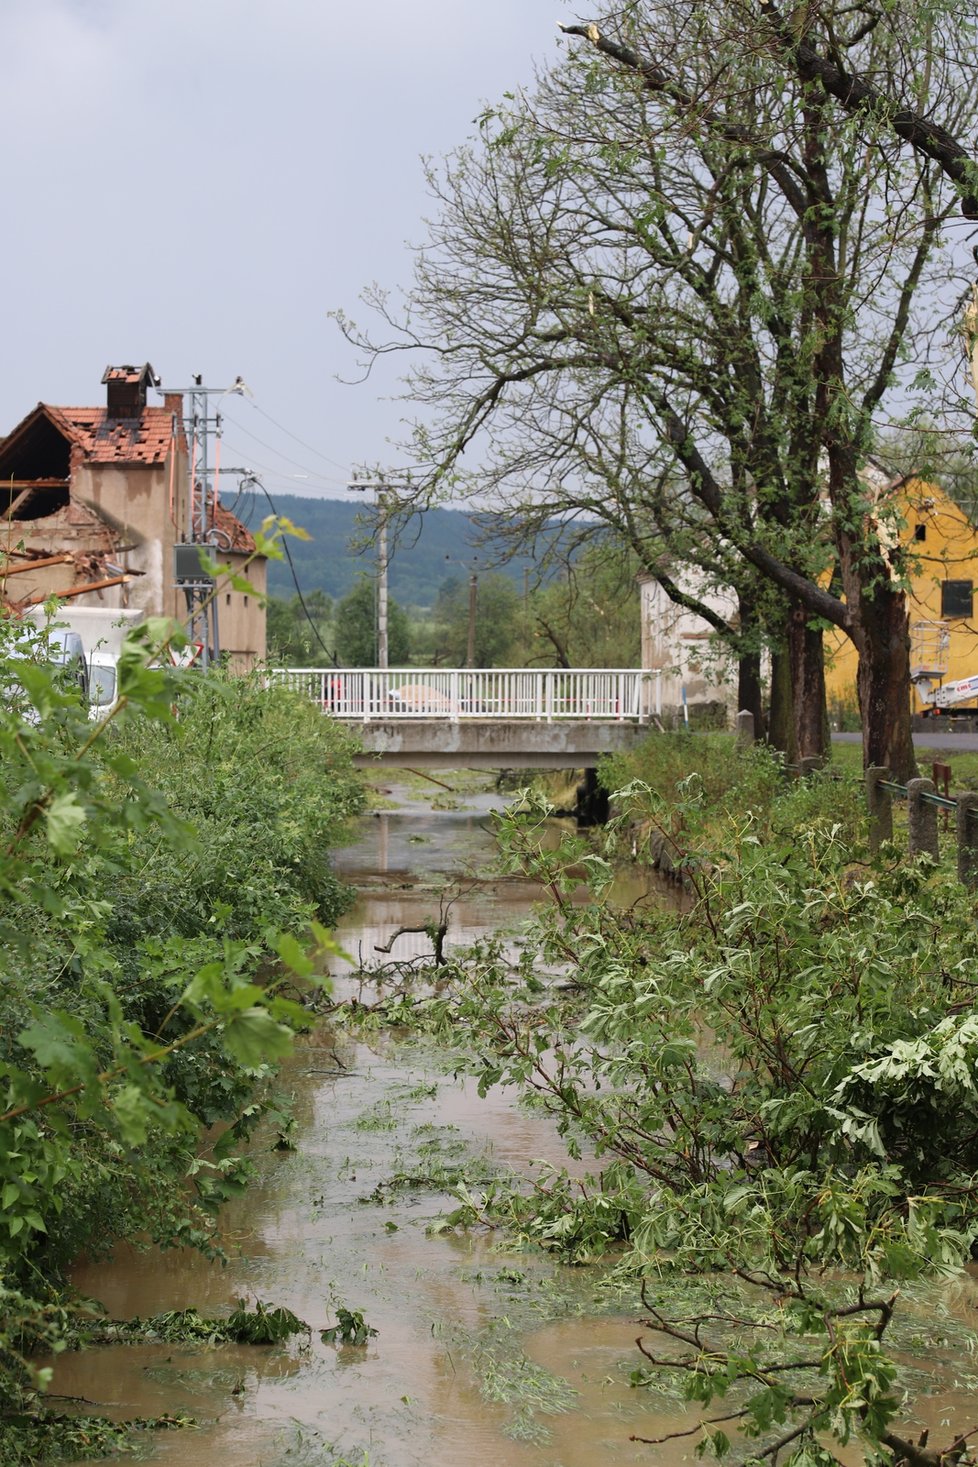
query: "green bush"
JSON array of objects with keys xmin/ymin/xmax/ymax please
[
  {"xmin": 603, "ymin": 731, "xmax": 867, "ymax": 852},
  {"xmin": 0, "ymin": 608, "xmax": 365, "ymax": 1434}
]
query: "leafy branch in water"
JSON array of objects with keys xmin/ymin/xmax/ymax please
[
  {"xmin": 321, "ymin": 1308, "xmax": 378, "ymax": 1347},
  {"xmin": 0, "ymin": 1408, "xmax": 193, "ymax": 1467},
  {"xmin": 81, "ymin": 1299, "xmax": 310, "ymax": 1347}
]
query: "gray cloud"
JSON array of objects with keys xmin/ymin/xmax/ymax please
[{"xmin": 1, "ymin": 0, "xmax": 567, "ymax": 499}]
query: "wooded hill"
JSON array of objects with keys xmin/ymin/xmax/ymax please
[{"xmin": 244, "ymin": 492, "xmax": 556, "ymax": 609}]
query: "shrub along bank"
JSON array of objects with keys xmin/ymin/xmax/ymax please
[
  {"xmin": 0, "ymin": 620, "xmax": 364, "ymax": 1456},
  {"xmin": 358, "ymin": 752, "xmax": 978, "ymax": 1467},
  {"xmin": 602, "ymin": 731, "xmax": 868, "ymax": 856}
]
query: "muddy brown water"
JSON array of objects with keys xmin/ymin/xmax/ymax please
[
  {"xmin": 52, "ymin": 780, "xmax": 691, "ymax": 1466},
  {"xmin": 49, "ymin": 780, "xmax": 976, "ymax": 1465}
]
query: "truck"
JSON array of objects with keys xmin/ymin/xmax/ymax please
[
  {"xmin": 916, "ymin": 671, "xmax": 978, "ymax": 717},
  {"xmin": 26, "ymin": 606, "xmax": 145, "ymax": 718},
  {"xmin": 908, "ymin": 620, "xmax": 978, "ymax": 717}
]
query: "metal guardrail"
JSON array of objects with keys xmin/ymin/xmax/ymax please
[
  {"xmin": 877, "ymin": 779, "xmax": 959, "ymax": 813},
  {"xmin": 867, "ymin": 766, "xmax": 978, "ymax": 888},
  {"xmin": 265, "ymin": 667, "xmax": 661, "ymax": 723}
]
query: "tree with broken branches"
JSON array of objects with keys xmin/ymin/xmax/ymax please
[{"xmin": 338, "ymin": 0, "xmax": 978, "ymax": 774}]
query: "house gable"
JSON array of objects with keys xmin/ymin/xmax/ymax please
[{"xmin": 0, "ymin": 406, "xmax": 73, "ymax": 520}]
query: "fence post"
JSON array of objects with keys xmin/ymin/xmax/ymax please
[
  {"xmin": 907, "ymin": 778, "xmax": 939, "ymax": 860},
  {"xmin": 736, "ymin": 710, "xmax": 755, "ymax": 748},
  {"xmin": 865, "ymin": 766, "xmax": 892, "ymax": 854},
  {"xmin": 956, "ymin": 791, "xmax": 978, "ymax": 889}
]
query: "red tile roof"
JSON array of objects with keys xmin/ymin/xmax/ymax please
[
  {"xmin": 212, "ymin": 501, "xmax": 256, "ymax": 554},
  {"xmin": 44, "ymin": 405, "xmax": 176, "ymax": 465}
]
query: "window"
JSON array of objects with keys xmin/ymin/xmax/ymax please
[
  {"xmin": 941, "ymin": 579, "xmax": 973, "ymax": 619},
  {"xmin": 914, "ymin": 523, "xmax": 927, "ymax": 541}
]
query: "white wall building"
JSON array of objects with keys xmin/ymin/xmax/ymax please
[{"xmin": 638, "ymin": 572, "xmax": 739, "ymax": 726}]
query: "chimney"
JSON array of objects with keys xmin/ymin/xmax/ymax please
[
  {"xmin": 102, "ymin": 363, "xmax": 159, "ymax": 419},
  {"xmin": 164, "ymin": 390, "xmax": 188, "ymax": 452}
]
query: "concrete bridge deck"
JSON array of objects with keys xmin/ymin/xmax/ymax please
[{"xmin": 345, "ymin": 717, "xmax": 646, "ymax": 768}]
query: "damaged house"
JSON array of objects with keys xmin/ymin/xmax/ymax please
[{"xmin": 0, "ymin": 363, "xmax": 266, "ymax": 669}]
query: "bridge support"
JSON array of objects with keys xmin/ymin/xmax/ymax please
[
  {"xmin": 576, "ymin": 767, "xmax": 610, "ymax": 826},
  {"xmin": 347, "ymin": 719, "xmax": 645, "ymax": 769}
]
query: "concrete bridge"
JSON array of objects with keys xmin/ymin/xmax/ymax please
[{"xmin": 267, "ymin": 667, "xmax": 659, "ymax": 770}]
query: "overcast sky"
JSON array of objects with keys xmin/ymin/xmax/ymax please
[{"xmin": 3, "ymin": 0, "xmax": 571, "ymax": 502}]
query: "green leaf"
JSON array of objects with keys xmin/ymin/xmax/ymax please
[
  {"xmin": 222, "ymin": 1008, "xmax": 295, "ymax": 1068},
  {"xmin": 17, "ymin": 1011, "xmax": 98, "ymax": 1085},
  {"xmin": 273, "ymin": 931, "xmax": 314, "ymax": 979},
  {"xmin": 45, "ymin": 792, "xmax": 87, "ymax": 855},
  {"xmin": 111, "ymin": 1084, "xmax": 153, "ymax": 1146}
]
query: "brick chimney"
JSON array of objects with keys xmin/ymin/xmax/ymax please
[
  {"xmin": 163, "ymin": 390, "xmax": 188, "ymax": 452},
  {"xmin": 102, "ymin": 363, "xmax": 159, "ymax": 419}
]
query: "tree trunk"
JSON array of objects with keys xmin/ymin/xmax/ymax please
[
  {"xmin": 788, "ymin": 607, "xmax": 828, "ymax": 763},
  {"xmin": 734, "ymin": 593, "xmax": 767, "ymax": 741},
  {"xmin": 737, "ymin": 648, "xmax": 766, "ymax": 742},
  {"xmin": 768, "ymin": 641, "xmax": 796, "ymax": 763},
  {"xmin": 854, "ymin": 586, "xmax": 918, "ymax": 781},
  {"xmin": 738, "ymin": 651, "xmax": 768, "ymax": 739}
]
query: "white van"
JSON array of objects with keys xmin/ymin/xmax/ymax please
[
  {"xmin": 88, "ymin": 651, "xmax": 118, "ymax": 720},
  {"xmin": 49, "ymin": 628, "xmax": 90, "ymax": 700},
  {"xmin": 1, "ymin": 624, "xmax": 90, "ymax": 721}
]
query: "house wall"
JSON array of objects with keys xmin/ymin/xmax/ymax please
[
  {"xmin": 73, "ymin": 458, "xmax": 184, "ymax": 619},
  {"xmin": 824, "ymin": 481, "xmax": 978, "ymax": 715},
  {"xmin": 639, "ymin": 575, "xmax": 738, "ymax": 724},
  {"xmin": 74, "ymin": 452, "xmax": 265, "ymax": 669},
  {"xmin": 214, "ymin": 553, "xmax": 267, "ymax": 672}
]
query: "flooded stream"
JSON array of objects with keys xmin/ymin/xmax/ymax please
[
  {"xmin": 47, "ymin": 777, "xmax": 978, "ymax": 1464},
  {"xmin": 53, "ymin": 777, "xmax": 689, "ymax": 1466}
]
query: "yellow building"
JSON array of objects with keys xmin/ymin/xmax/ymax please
[{"xmin": 824, "ymin": 473, "xmax": 978, "ymax": 717}]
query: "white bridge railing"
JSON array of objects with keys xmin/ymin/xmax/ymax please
[{"xmin": 267, "ymin": 667, "xmax": 660, "ymax": 723}]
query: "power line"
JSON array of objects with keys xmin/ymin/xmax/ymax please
[
  {"xmin": 220, "ymin": 409, "xmax": 351, "ymax": 487},
  {"xmin": 244, "ymin": 473, "xmax": 340, "ymax": 668},
  {"xmin": 246, "ymin": 399, "xmax": 357, "ymax": 475}
]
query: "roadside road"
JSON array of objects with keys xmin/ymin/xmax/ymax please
[{"xmin": 833, "ymin": 731, "xmax": 978, "ymax": 753}]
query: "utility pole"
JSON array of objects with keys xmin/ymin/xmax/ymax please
[
  {"xmin": 161, "ymin": 375, "xmax": 250, "ymax": 669},
  {"xmin": 350, "ymin": 473, "xmax": 407, "ymax": 669},
  {"xmin": 377, "ymin": 491, "xmax": 389, "ymax": 668},
  {"xmin": 445, "ymin": 553, "xmax": 479, "ymax": 668},
  {"xmin": 466, "ymin": 567, "xmax": 478, "ymax": 668}
]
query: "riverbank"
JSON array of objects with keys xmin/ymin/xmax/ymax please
[
  {"xmin": 32, "ymin": 751, "xmax": 978, "ymax": 1467},
  {"xmin": 0, "ymin": 666, "xmax": 367, "ymax": 1464},
  {"xmin": 44, "ymin": 776, "xmax": 684, "ymax": 1467}
]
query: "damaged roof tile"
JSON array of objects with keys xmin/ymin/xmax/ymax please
[{"xmin": 45, "ymin": 405, "xmax": 176, "ymax": 465}]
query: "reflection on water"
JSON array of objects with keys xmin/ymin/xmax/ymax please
[{"xmin": 54, "ymin": 776, "xmax": 692, "ymax": 1466}]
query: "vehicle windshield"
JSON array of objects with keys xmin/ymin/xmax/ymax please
[{"xmin": 90, "ymin": 663, "xmax": 117, "ymax": 706}]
